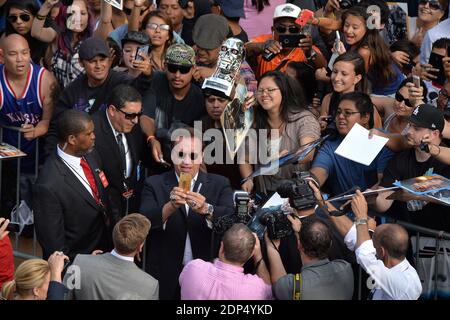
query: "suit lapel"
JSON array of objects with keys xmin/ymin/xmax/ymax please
[
  {"xmin": 54, "ymin": 156, "xmax": 99, "ymax": 210},
  {"xmin": 101, "ymin": 112, "xmax": 126, "ymax": 176}
]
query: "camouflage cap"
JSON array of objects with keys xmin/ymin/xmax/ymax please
[{"xmin": 165, "ymin": 44, "xmax": 196, "ymax": 67}]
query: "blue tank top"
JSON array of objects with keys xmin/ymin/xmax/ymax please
[
  {"xmin": 369, "ymin": 63, "xmax": 405, "ymax": 96},
  {"xmin": 0, "ymin": 63, "xmax": 45, "ymax": 170}
]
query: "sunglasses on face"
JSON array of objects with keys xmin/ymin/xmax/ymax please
[
  {"xmin": 419, "ymin": 0, "xmax": 443, "ymax": 10},
  {"xmin": 336, "ymin": 109, "xmax": 361, "ymax": 117},
  {"xmin": 167, "ymin": 63, "xmax": 192, "ymax": 74},
  {"xmin": 116, "ymin": 108, "xmax": 143, "ymax": 120},
  {"xmin": 395, "ymin": 92, "xmax": 413, "ymax": 108},
  {"xmin": 177, "ymin": 151, "xmax": 199, "ymax": 161},
  {"xmin": 123, "ymin": 7, "xmax": 148, "ymax": 16},
  {"xmin": 275, "ymin": 25, "xmax": 300, "ymax": 34},
  {"xmin": 7, "ymin": 14, "xmax": 31, "ymax": 23},
  {"xmin": 146, "ymin": 23, "xmax": 170, "ymax": 31}
]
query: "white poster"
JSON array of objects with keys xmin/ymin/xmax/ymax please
[{"xmin": 103, "ymin": 0, "xmax": 123, "ymax": 11}]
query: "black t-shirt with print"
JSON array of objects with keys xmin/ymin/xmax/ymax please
[{"xmin": 381, "ymin": 148, "xmax": 450, "ymax": 231}]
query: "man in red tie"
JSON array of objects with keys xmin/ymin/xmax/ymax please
[{"xmin": 34, "ymin": 110, "xmax": 112, "ymax": 260}]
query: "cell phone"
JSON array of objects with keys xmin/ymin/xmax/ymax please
[
  {"xmin": 325, "ymin": 116, "xmax": 334, "ymax": 125},
  {"xmin": 428, "ymin": 52, "xmax": 446, "ymax": 86},
  {"xmin": 419, "ymin": 141, "xmax": 430, "ymax": 153},
  {"xmin": 295, "ymin": 9, "xmax": 314, "ymax": 27},
  {"xmin": 263, "ymin": 51, "xmax": 277, "ymax": 61},
  {"xmin": 135, "ymin": 45, "xmax": 150, "ymax": 61},
  {"xmin": 179, "ymin": 172, "xmax": 192, "ymax": 192},
  {"xmin": 278, "ymin": 34, "xmax": 306, "ymax": 48},
  {"xmin": 5, "ymin": 222, "xmax": 20, "ymax": 233},
  {"xmin": 413, "ymin": 75, "xmax": 421, "ymax": 88}
]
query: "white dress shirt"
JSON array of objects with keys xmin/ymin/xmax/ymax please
[
  {"xmin": 57, "ymin": 145, "xmax": 95, "ymax": 198},
  {"xmin": 344, "ymin": 225, "xmax": 422, "ymax": 300},
  {"xmin": 106, "ymin": 110, "xmax": 132, "ymax": 178},
  {"xmin": 111, "ymin": 249, "xmax": 135, "ymax": 262}
]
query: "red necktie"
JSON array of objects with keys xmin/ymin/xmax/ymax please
[{"xmin": 80, "ymin": 157, "xmax": 100, "ymax": 204}]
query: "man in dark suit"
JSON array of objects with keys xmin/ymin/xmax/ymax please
[
  {"xmin": 92, "ymin": 84, "xmax": 145, "ymax": 222},
  {"xmin": 140, "ymin": 128, "xmax": 234, "ymax": 300},
  {"xmin": 34, "ymin": 110, "xmax": 111, "ymax": 260}
]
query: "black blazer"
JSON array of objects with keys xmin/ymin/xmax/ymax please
[
  {"xmin": 139, "ymin": 170, "xmax": 234, "ymax": 300},
  {"xmin": 92, "ymin": 111, "xmax": 145, "ymax": 221},
  {"xmin": 33, "ymin": 153, "xmax": 111, "ymax": 260}
]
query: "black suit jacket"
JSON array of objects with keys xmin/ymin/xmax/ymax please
[
  {"xmin": 33, "ymin": 152, "xmax": 111, "ymax": 260},
  {"xmin": 92, "ymin": 111, "xmax": 145, "ymax": 221},
  {"xmin": 139, "ymin": 170, "xmax": 234, "ymax": 300}
]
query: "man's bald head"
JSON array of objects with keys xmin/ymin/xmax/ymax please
[
  {"xmin": 373, "ymin": 224, "xmax": 409, "ymax": 260},
  {"xmin": 1, "ymin": 34, "xmax": 31, "ymax": 76}
]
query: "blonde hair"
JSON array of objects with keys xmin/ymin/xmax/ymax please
[
  {"xmin": 1, "ymin": 259, "xmax": 50, "ymax": 300},
  {"xmin": 113, "ymin": 213, "xmax": 151, "ymax": 255}
]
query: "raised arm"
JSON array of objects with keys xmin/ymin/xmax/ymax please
[
  {"xmin": 31, "ymin": 0, "xmax": 59, "ymax": 43},
  {"xmin": 93, "ymin": 0, "xmax": 113, "ymax": 40}
]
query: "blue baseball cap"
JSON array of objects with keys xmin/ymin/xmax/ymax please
[{"xmin": 216, "ymin": 0, "xmax": 245, "ymax": 18}]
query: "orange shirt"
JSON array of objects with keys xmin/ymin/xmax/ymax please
[{"xmin": 251, "ymin": 34, "xmax": 322, "ymax": 79}]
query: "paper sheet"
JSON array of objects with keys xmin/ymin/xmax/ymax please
[
  {"xmin": 262, "ymin": 192, "xmax": 288, "ymax": 208},
  {"xmin": 334, "ymin": 123, "xmax": 389, "ymax": 166}
]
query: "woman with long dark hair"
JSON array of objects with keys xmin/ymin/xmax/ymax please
[
  {"xmin": 31, "ymin": 0, "xmax": 93, "ymax": 88},
  {"xmin": 240, "ymin": 70, "xmax": 320, "ymax": 194}
]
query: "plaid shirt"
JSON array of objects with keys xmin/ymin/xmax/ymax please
[{"xmin": 51, "ymin": 42, "xmax": 85, "ymax": 89}]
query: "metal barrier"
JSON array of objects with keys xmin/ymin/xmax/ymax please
[{"xmin": 0, "ymin": 125, "xmax": 41, "ymax": 260}]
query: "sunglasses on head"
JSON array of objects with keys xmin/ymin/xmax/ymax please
[
  {"xmin": 123, "ymin": 7, "xmax": 148, "ymax": 16},
  {"xmin": 167, "ymin": 63, "xmax": 192, "ymax": 74},
  {"xmin": 177, "ymin": 151, "xmax": 199, "ymax": 161},
  {"xmin": 7, "ymin": 14, "xmax": 31, "ymax": 23},
  {"xmin": 419, "ymin": 0, "xmax": 443, "ymax": 10},
  {"xmin": 395, "ymin": 92, "xmax": 413, "ymax": 108},
  {"xmin": 116, "ymin": 108, "xmax": 143, "ymax": 120},
  {"xmin": 275, "ymin": 25, "xmax": 300, "ymax": 34}
]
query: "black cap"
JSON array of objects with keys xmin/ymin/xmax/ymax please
[
  {"xmin": 409, "ymin": 104, "xmax": 444, "ymax": 132},
  {"xmin": 79, "ymin": 37, "xmax": 110, "ymax": 60},
  {"xmin": 121, "ymin": 31, "xmax": 150, "ymax": 47}
]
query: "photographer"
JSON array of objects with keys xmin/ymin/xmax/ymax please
[
  {"xmin": 309, "ymin": 182, "xmax": 421, "ymax": 300},
  {"xmin": 245, "ymin": 3, "xmax": 327, "ymax": 79},
  {"xmin": 179, "ymin": 223, "xmax": 272, "ymax": 300},
  {"xmin": 266, "ymin": 214, "xmax": 354, "ymax": 300}
]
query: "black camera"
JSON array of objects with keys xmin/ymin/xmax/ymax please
[
  {"xmin": 276, "ymin": 171, "xmax": 317, "ymax": 211},
  {"xmin": 419, "ymin": 140, "xmax": 430, "ymax": 153},
  {"xmin": 248, "ymin": 206, "xmax": 293, "ymax": 240},
  {"xmin": 340, "ymin": 0, "xmax": 357, "ymax": 9},
  {"xmin": 213, "ymin": 191, "xmax": 252, "ymax": 235}
]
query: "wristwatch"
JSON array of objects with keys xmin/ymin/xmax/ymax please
[
  {"xmin": 355, "ymin": 218, "xmax": 368, "ymax": 226},
  {"xmin": 205, "ymin": 203, "xmax": 214, "ymax": 218}
]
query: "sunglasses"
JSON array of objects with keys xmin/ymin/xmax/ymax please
[
  {"xmin": 146, "ymin": 23, "xmax": 170, "ymax": 31},
  {"xmin": 177, "ymin": 151, "xmax": 199, "ymax": 161},
  {"xmin": 336, "ymin": 109, "xmax": 361, "ymax": 117},
  {"xmin": 167, "ymin": 63, "xmax": 192, "ymax": 74},
  {"xmin": 117, "ymin": 108, "xmax": 143, "ymax": 120},
  {"xmin": 419, "ymin": 0, "xmax": 443, "ymax": 10},
  {"xmin": 395, "ymin": 92, "xmax": 413, "ymax": 108},
  {"xmin": 275, "ymin": 25, "xmax": 300, "ymax": 34},
  {"xmin": 123, "ymin": 7, "xmax": 148, "ymax": 16},
  {"xmin": 7, "ymin": 14, "xmax": 31, "ymax": 23}
]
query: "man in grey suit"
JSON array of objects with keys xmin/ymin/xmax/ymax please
[{"xmin": 64, "ymin": 214, "xmax": 159, "ymax": 300}]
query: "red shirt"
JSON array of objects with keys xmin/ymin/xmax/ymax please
[{"xmin": 0, "ymin": 236, "xmax": 14, "ymax": 290}]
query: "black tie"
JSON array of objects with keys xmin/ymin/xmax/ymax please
[{"xmin": 116, "ymin": 134, "xmax": 126, "ymax": 177}]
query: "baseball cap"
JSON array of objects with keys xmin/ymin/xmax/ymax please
[
  {"xmin": 215, "ymin": 0, "xmax": 245, "ymax": 18},
  {"xmin": 273, "ymin": 3, "xmax": 301, "ymax": 20},
  {"xmin": 79, "ymin": 37, "xmax": 110, "ymax": 60},
  {"xmin": 165, "ymin": 44, "xmax": 196, "ymax": 66},
  {"xmin": 409, "ymin": 104, "xmax": 444, "ymax": 132},
  {"xmin": 193, "ymin": 14, "xmax": 230, "ymax": 50},
  {"xmin": 121, "ymin": 31, "xmax": 150, "ymax": 47}
]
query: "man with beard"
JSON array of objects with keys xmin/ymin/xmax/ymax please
[{"xmin": 34, "ymin": 110, "xmax": 112, "ymax": 260}]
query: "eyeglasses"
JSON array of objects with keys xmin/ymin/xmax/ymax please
[
  {"xmin": 7, "ymin": 14, "xmax": 31, "ymax": 23},
  {"xmin": 256, "ymin": 88, "xmax": 280, "ymax": 95},
  {"xmin": 419, "ymin": 0, "xmax": 443, "ymax": 10},
  {"xmin": 395, "ymin": 92, "xmax": 413, "ymax": 108},
  {"xmin": 439, "ymin": 89, "xmax": 450, "ymax": 100},
  {"xmin": 123, "ymin": 7, "xmax": 148, "ymax": 16},
  {"xmin": 177, "ymin": 151, "xmax": 199, "ymax": 161},
  {"xmin": 146, "ymin": 23, "xmax": 170, "ymax": 32},
  {"xmin": 167, "ymin": 63, "xmax": 192, "ymax": 74},
  {"xmin": 336, "ymin": 109, "xmax": 361, "ymax": 117},
  {"xmin": 275, "ymin": 25, "xmax": 300, "ymax": 34},
  {"xmin": 116, "ymin": 108, "xmax": 143, "ymax": 120}
]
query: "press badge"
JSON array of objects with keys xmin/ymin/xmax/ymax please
[{"xmin": 98, "ymin": 170, "xmax": 109, "ymax": 188}]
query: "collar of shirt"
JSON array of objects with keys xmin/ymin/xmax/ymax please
[
  {"xmin": 106, "ymin": 109, "xmax": 120, "ymax": 137},
  {"xmin": 110, "ymin": 249, "xmax": 135, "ymax": 262},
  {"xmin": 390, "ymin": 258, "xmax": 410, "ymax": 273},
  {"xmin": 57, "ymin": 144, "xmax": 82, "ymax": 167},
  {"xmin": 213, "ymin": 259, "xmax": 244, "ymax": 274},
  {"xmin": 301, "ymin": 258, "xmax": 331, "ymax": 271}
]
